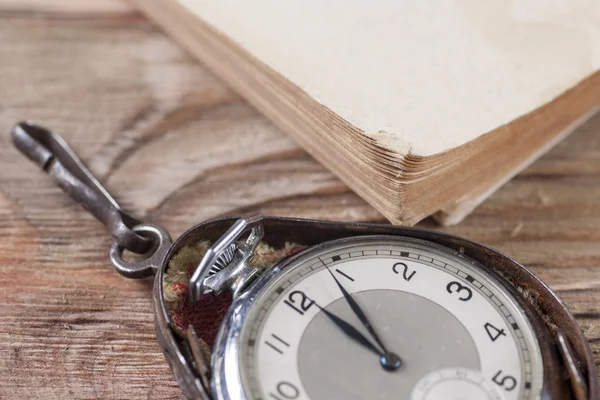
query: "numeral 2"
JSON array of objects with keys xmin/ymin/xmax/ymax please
[
  {"xmin": 392, "ymin": 262, "xmax": 416, "ymax": 281},
  {"xmin": 284, "ymin": 290, "xmax": 315, "ymax": 316}
]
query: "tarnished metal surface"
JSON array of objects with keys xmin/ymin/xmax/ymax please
[
  {"xmin": 189, "ymin": 213, "xmax": 264, "ymax": 301},
  {"xmin": 11, "ymin": 122, "xmax": 153, "ymax": 256}
]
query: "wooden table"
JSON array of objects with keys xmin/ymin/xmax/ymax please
[{"xmin": 1, "ymin": 6, "xmax": 599, "ymax": 399}]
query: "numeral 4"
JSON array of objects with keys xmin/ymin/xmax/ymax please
[{"xmin": 484, "ymin": 322, "xmax": 506, "ymax": 342}]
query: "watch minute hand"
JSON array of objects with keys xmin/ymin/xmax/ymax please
[{"xmin": 324, "ymin": 263, "xmax": 389, "ymax": 354}]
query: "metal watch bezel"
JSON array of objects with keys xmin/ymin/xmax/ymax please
[{"xmin": 210, "ymin": 234, "xmax": 550, "ymax": 400}]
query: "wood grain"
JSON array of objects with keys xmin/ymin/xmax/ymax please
[{"xmin": 0, "ymin": 8, "xmax": 598, "ymax": 399}]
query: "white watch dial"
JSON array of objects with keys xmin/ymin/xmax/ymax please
[{"xmin": 238, "ymin": 237, "xmax": 543, "ymax": 400}]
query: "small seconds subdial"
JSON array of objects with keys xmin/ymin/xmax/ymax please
[
  {"xmin": 238, "ymin": 237, "xmax": 543, "ymax": 400},
  {"xmin": 411, "ymin": 368, "xmax": 506, "ymax": 400}
]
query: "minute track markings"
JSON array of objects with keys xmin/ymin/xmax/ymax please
[
  {"xmin": 331, "ymin": 250, "xmax": 516, "ymax": 316},
  {"xmin": 324, "ymin": 252, "xmax": 512, "ymax": 318},
  {"xmin": 397, "ymin": 251, "xmax": 530, "ymax": 370}
]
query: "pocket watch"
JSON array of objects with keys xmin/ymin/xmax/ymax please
[{"xmin": 12, "ymin": 122, "xmax": 598, "ymax": 400}]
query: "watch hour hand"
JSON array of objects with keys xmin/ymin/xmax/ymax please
[{"xmin": 312, "ymin": 301, "xmax": 381, "ymax": 357}]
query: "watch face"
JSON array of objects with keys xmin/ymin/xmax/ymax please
[{"xmin": 226, "ymin": 236, "xmax": 544, "ymax": 400}]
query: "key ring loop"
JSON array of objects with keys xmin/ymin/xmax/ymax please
[
  {"xmin": 12, "ymin": 121, "xmax": 154, "ymax": 254},
  {"xmin": 110, "ymin": 223, "xmax": 172, "ymax": 279}
]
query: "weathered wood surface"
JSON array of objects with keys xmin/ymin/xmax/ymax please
[{"xmin": 0, "ymin": 8, "xmax": 599, "ymax": 400}]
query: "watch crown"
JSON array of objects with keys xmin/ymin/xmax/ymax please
[{"xmin": 189, "ymin": 214, "xmax": 265, "ymax": 302}]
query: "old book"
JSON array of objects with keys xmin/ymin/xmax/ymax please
[{"xmin": 132, "ymin": 0, "xmax": 600, "ymax": 225}]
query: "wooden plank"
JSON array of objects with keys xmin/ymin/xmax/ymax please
[
  {"xmin": 0, "ymin": 9, "xmax": 598, "ymax": 399},
  {"xmin": 0, "ymin": 0, "xmax": 133, "ymax": 14}
]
